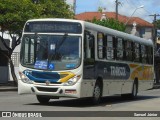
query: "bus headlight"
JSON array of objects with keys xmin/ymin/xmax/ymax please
[
  {"xmin": 63, "ymin": 75, "xmax": 81, "ymax": 86},
  {"xmin": 19, "ymin": 72, "xmax": 33, "ymax": 84}
]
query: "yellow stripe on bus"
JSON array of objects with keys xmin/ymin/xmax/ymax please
[
  {"xmin": 130, "ymin": 64, "xmax": 154, "ymax": 80},
  {"xmin": 59, "ymin": 72, "xmax": 75, "ymax": 83}
]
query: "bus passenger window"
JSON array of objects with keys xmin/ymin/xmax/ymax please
[
  {"xmin": 125, "ymin": 41, "xmax": 132, "ymax": 61},
  {"xmin": 141, "ymin": 45, "xmax": 147, "ymax": 63},
  {"xmin": 147, "ymin": 46, "xmax": 153, "ymax": 64},
  {"xmin": 84, "ymin": 32, "xmax": 94, "ymax": 59},
  {"xmin": 106, "ymin": 36, "xmax": 114, "ymax": 60},
  {"xmin": 116, "ymin": 38, "xmax": 123, "ymax": 60},
  {"xmin": 97, "ymin": 33, "xmax": 105, "ymax": 59},
  {"xmin": 134, "ymin": 43, "xmax": 140, "ymax": 62}
]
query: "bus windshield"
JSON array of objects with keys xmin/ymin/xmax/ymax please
[{"xmin": 20, "ymin": 34, "xmax": 81, "ymax": 70}]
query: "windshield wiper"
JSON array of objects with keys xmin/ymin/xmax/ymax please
[
  {"xmin": 56, "ymin": 33, "xmax": 68, "ymax": 50},
  {"xmin": 48, "ymin": 33, "xmax": 68, "ymax": 62},
  {"xmin": 35, "ymin": 33, "xmax": 43, "ymax": 51}
]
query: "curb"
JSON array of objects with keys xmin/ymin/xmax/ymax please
[
  {"xmin": 0, "ymin": 87, "xmax": 17, "ymax": 92},
  {"xmin": 0, "ymin": 81, "xmax": 17, "ymax": 92}
]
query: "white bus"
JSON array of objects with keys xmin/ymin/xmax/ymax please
[{"xmin": 18, "ymin": 18, "xmax": 154, "ymax": 104}]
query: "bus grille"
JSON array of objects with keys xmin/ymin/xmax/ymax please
[
  {"xmin": 34, "ymin": 81, "xmax": 62, "ymax": 84},
  {"xmin": 36, "ymin": 87, "xmax": 58, "ymax": 92}
]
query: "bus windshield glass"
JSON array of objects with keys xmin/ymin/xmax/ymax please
[{"xmin": 20, "ymin": 34, "xmax": 81, "ymax": 70}]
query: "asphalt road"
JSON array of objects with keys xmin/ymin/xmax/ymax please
[{"xmin": 0, "ymin": 89, "xmax": 160, "ymax": 120}]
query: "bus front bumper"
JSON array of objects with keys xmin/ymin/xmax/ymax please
[{"xmin": 18, "ymin": 80, "xmax": 81, "ymax": 98}]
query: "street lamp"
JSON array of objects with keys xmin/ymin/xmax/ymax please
[{"xmin": 125, "ymin": 5, "xmax": 144, "ymax": 25}]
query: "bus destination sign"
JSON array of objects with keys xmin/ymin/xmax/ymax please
[{"xmin": 24, "ymin": 21, "xmax": 82, "ymax": 34}]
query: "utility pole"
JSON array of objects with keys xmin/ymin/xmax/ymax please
[
  {"xmin": 115, "ymin": 0, "xmax": 121, "ymax": 20},
  {"xmin": 149, "ymin": 14, "xmax": 160, "ymax": 84},
  {"xmin": 149, "ymin": 14, "xmax": 160, "ymax": 50},
  {"xmin": 73, "ymin": 0, "xmax": 76, "ymax": 14}
]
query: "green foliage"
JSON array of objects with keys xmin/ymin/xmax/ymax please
[
  {"xmin": 91, "ymin": 18, "xmax": 126, "ymax": 32},
  {"xmin": 98, "ymin": 7, "xmax": 103, "ymax": 13},
  {"xmin": 0, "ymin": 0, "xmax": 74, "ymax": 34},
  {"xmin": 1, "ymin": 0, "xmax": 37, "ymax": 32},
  {"xmin": 38, "ymin": 0, "xmax": 74, "ymax": 18},
  {"xmin": 155, "ymin": 20, "xmax": 160, "ymax": 29}
]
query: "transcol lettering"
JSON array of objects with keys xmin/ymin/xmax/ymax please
[{"xmin": 110, "ymin": 66, "xmax": 126, "ymax": 76}]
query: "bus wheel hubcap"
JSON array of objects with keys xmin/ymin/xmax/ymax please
[
  {"xmin": 94, "ymin": 86, "xmax": 100, "ymax": 99},
  {"xmin": 133, "ymin": 84, "xmax": 137, "ymax": 96}
]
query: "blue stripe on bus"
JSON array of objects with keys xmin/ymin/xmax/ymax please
[{"xmin": 23, "ymin": 70, "xmax": 60, "ymax": 83}]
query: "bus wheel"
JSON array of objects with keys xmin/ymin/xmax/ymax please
[
  {"xmin": 130, "ymin": 81, "xmax": 138, "ymax": 99},
  {"xmin": 36, "ymin": 95, "xmax": 50, "ymax": 104},
  {"xmin": 122, "ymin": 82, "xmax": 138, "ymax": 99},
  {"xmin": 92, "ymin": 82, "xmax": 102, "ymax": 104}
]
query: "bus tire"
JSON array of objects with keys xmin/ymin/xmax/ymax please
[
  {"xmin": 122, "ymin": 81, "xmax": 138, "ymax": 99},
  {"xmin": 36, "ymin": 95, "xmax": 50, "ymax": 104},
  {"xmin": 129, "ymin": 81, "xmax": 138, "ymax": 99},
  {"xmin": 92, "ymin": 81, "xmax": 102, "ymax": 104}
]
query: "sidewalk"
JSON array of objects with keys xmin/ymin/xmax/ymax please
[
  {"xmin": 0, "ymin": 81, "xmax": 160, "ymax": 92},
  {"xmin": 0, "ymin": 81, "xmax": 17, "ymax": 92}
]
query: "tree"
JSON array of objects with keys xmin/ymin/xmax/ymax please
[
  {"xmin": 98, "ymin": 7, "xmax": 103, "ymax": 13},
  {"xmin": 156, "ymin": 19, "xmax": 160, "ymax": 29},
  {"xmin": 34, "ymin": 0, "xmax": 74, "ymax": 18},
  {"xmin": 0, "ymin": 0, "xmax": 74, "ymax": 86},
  {"xmin": 91, "ymin": 17, "xmax": 126, "ymax": 32}
]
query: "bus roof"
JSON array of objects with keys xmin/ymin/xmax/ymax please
[
  {"xmin": 27, "ymin": 18, "xmax": 82, "ymax": 23},
  {"xmin": 84, "ymin": 21, "xmax": 153, "ymax": 46},
  {"xmin": 26, "ymin": 18, "xmax": 153, "ymax": 46}
]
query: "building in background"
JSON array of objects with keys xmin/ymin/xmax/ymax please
[
  {"xmin": 0, "ymin": 31, "xmax": 20, "ymax": 82},
  {"xmin": 157, "ymin": 30, "xmax": 160, "ymax": 44},
  {"xmin": 0, "ymin": 39, "xmax": 10, "ymax": 83},
  {"xmin": 75, "ymin": 12, "xmax": 153, "ymax": 40},
  {"xmin": 156, "ymin": 30, "xmax": 160, "ymax": 56}
]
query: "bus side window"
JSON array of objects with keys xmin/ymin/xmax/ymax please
[
  {"xmin": 150, "ymin": 47, "xmax": 153, "ymax": 64},
  {"xmin": 134, "ymin": 43, "xmax": 140, "ymax": 62},
  {"xmin": 106, "ymin": 35, "xmax": 114, "ymax": 60},
  {"xmin": 97, "ymin": 32, "xmax": 105, "ymax": 59},
  {"xmin": 141, "ymin": 45, "xmax": 147, "ymax": 63},
  {"xmin": 147, "ymin": 46, "xmax": 153, "ymax": 64},
  {"xmin": 84, "ymin": 32, "xmax": 95, "ymax": 59},
  {"xmin": 125, "ymin": 41, "xmax": 132, "ymax": 61},
  {"xmin": 116, "ymin": 38, "xmax": 124, "ymax": 60},
  {"xmin": 23, "ymin": 37, "xmax": 35, "ymax": 64}
]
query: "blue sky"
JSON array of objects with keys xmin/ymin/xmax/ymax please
[{"xmin": 75, "ymin": 0, "xmax": 160, "ymax": 22}]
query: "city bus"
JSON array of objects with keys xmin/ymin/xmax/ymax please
[{"xmin": 18, "ymin": 18, "xmax": 154, "ymax": 104}]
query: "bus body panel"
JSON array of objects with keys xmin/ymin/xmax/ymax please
[{"xmin": 18, "ymin": 80, "xmax": 33, "ymax": 94}]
